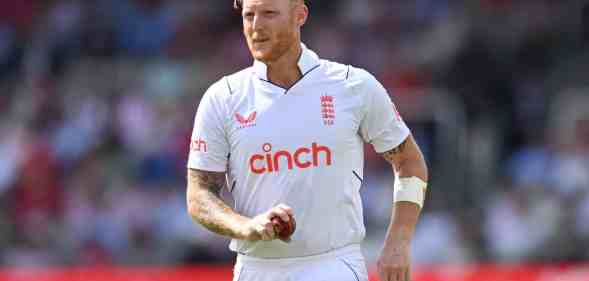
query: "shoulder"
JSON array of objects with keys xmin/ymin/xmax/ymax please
[
  {"xmin": 225, "ymin": 67, "xmax": 254, "ymax": 95},
  {"xmin": 343, "ymin": 66, "xmax": 391, "ymax": 110},
  {"xmin": 204, "ymin": 67, "xmax": 253, "ymax": 101},
  {"xmin": 317, "ymin": 59, "xmax": 350, "ymax": 82},
  {"xmin": 316, "ymin": 60, "xmax": 382, "ymax": 90},
  {"xmin": 319, "ymin": 63, "xmax": 386, "ymax": 100},
  {"xmin": 345, "ymin": 65, "xmax": 381, "ymax": 89},
  {"xmin": 314, "ymin": 60, "xmax": 387, "ymax": 101}
]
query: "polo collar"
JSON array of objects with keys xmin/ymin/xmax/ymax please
[{"xmin": 252, "ymin": 43, "xmax": 321, "ymax": 81}]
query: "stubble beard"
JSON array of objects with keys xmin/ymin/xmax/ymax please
[{"xmin": 249, "ymin": 27, "xmax": 298, "ymax": 64}]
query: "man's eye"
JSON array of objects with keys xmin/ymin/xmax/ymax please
[
  {"xmin": 264, "ymin": 11, "xmax": 278, "ymax": 16},
  {"xmin": 243, "ymin": 12, "xmax": 254, "ymax": 18}
]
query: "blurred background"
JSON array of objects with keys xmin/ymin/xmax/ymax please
[{"xmin": 0, "ymin": 0, "xmax": 588, "ymax": 279}]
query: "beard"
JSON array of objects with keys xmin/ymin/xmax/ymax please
[{"xmin": 247, "ymin": 28, "xmax": 297, "ymax": 63}]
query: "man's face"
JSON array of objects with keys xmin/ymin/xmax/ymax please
[{"xmin": 242, "ymin": 0, "xmax": 306, "ymax": 63}]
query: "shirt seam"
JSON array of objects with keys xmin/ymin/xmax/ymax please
[
  {"xmin": 224, "ymin": 76, "xmax": 234, "ymax": 95},
  {"xmin": 349, "ymin": 68, "xmax": 371, "ymax": 140},
  {"xmin": 339, "ymin": 258, "xmax": 360, "ymax": 281},
  {"xmin": 346, "ymin": 65, "xmax": 351, "ymax": 80}
]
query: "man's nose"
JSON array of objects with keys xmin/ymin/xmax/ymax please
[{"xmin": 252, "ymin": 14, "xmax": 266, "ymax": 31}]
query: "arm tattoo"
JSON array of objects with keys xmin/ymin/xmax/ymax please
[
  {"xmin": 191, "ymin": 169, "xmax": 225, "ymax": 195},
  {"xmin": 381, "ymin": 138, "xmax": 408, "ymax": 163},
  {"xmin": 187, "ymin": 169, "xmax": 244, "ymax": 238}
]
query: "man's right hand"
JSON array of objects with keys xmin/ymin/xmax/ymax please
[{"xmin": 241, "ymin": 204, "xmax": 294, "ymax": 241}]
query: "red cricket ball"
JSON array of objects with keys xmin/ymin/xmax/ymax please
[{"xmin": 271, "ymin": 214, "xmax": 296, "ymax": 241}]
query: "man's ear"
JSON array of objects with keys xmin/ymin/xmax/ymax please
[{"xmin": 295, "ymin": 4, "xmax": 309, "ymax": 27}]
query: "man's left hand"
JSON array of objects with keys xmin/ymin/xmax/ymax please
[{"xmin": 376, "ymin": 241, "xmax": 412, "ymax": 281}]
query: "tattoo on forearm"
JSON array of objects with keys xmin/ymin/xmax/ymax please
[
  {"xmin": 187, "ymin": 169, "xmax": 242, "ymax": 238},
  {"xmin": 192, "ymin": 169, "xmax": 225, "ymax": 195},
  {"xmin": 381, "ymin": 138, "xmax": 408, "ymax": 163}
]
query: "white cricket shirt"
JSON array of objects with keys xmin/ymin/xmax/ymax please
[{"xmin": 188, "ymin": 44, "xmax": 410, "ymax": 258}]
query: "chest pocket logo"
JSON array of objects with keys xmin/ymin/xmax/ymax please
[{"xmin": 235, "ymin": 111, "xmax": 257, "ymax": 129}]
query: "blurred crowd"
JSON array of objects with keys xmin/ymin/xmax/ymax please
[{"xmin": 0, "ymin": 0, "xmax": 588, "ymax": 267}]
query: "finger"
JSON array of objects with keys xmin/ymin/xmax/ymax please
[
  {"xmin": 400, "ymin": 267, "xmax": 409, "ymax": 281},
  {"xmin": 262, "ymin": 233, "xmax": 272, "ymax": 241},
  {"xmin": 390, "ymin": 270, "xmax": 400, "ymax": 281},
  {"xmin": 407, "ymin": 269, "xmax": 413, "ymax": 281},
  {"xmin": 275, "ymin": 207, "xmax": 292, "ymax": 222},
  {"xmin": 263, "ymin": 222, "xmax": 276, "ymax": 240},
  {"xmin": 256, "ymin": 222, "xmax": 274, "ymax": 241},
  {"xmin": 268, "ymin": 208, "xmax": 290, "ymax": 222},
  {"xmin": 377, "ymin": 263, "xmax": 389, "ymax": 281},
  {"xmin": 396, "ymin": 269, "xmax": 404, "ymax": 281},
  {"xmin": 276, "ymin": 204, "xmax": 294, "ymax": 216},
  {"xmin": 378, "ymin": 267, "xmax": 391, "ymax": 281},
  {"xmin": 377, "ymin": 270, "xmax": 387, "ymax": 281},
  {"xmin": 260, "ymin": 229, "xmax": 271, "ymax": 240},
  {"xmin": 406, "ymin": 267, "xmax": 411, "ymax": 281},
  {"xmin": 390, "ymin": 271, "xmax": 398, "ymax": 281},
  {"xmin": 254, "ymin": 224, "xmax": 269, "ymax": 240},
  {"xmin": 249, "ymin": 225, "xmax": 262, "ymax": 241}
]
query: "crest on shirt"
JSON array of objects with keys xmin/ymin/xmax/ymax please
[
  {"xmin": 235, "ymin": 111, "xmax": 257, "ymax": 129},
  {"xmin": 320, "ymin": 95, "xmax": 335, "ymax": 126}
]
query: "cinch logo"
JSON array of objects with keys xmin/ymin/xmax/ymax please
[
  {"xmin": 249, "ymin": 143, "xmax": 332, "ymax": 174},
  {"xmin": 235, "ymin": 111, "xmax": 257, "ymax": 129},
  {"xmin": 190, "ymin": 138, "xmax": 207, "ymax": 152}
]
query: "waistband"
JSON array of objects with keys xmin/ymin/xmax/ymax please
[{"xmin": 236, "ymin": 243, "xmax": 362, "ymax": 267}]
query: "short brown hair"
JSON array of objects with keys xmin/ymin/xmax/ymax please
[{"xmin": 233, "ymin": 0, "xmax": 308, "ymax": 10}]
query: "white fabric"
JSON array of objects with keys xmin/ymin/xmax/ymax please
[
  {"xmin": 188, "ymin": 43, "xmax": 410, "ymax": 258},
  {"xmin": 233, "ymin": 244, "xmax": 368, "ymax": 281},
  {"xmin": 393, "ymin": 176, "xmax": 427, "ymax": 208}
]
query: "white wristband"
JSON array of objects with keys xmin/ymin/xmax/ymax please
[{"xmin": 393, "ymin": 176, "xmax": 427, "ymax": 208}]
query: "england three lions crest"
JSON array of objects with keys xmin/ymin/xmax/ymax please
[{"xmin": 320, "ymin": 95, "xmax": 335, "ymax": 126}]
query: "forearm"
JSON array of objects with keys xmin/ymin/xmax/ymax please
[
  {"xmin": 387, "ymin": 160, "xmax": 427, "ymax": 244},
  {"xmin": 186, "ymin": 168, "xmax": 249, "ymax": 239},
  {"xmin": 384, "ymin": 202, "xmax": 420, "ymax": 247},
  {"xmin": 381, "ymin": 135, "xmax": 428, "ymax": 243}
]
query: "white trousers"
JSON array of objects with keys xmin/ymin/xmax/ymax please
[{"xmin": 232, "ymin": 244, "xmax": 369, "ymax": 281}]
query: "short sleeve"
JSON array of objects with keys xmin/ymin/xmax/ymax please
[
  {"xmin": 187, "ymin": 81, "xmax": 230, "ymax": 172},
  {"xmin": 356, "ymin": 68, "xmax": 411, "ymax": 153}
]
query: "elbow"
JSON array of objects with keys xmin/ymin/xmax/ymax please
[
  {"xmin": 412, "ymin": 144, "xmax": 429, "ymax": 182},
  {"xmin": 396, "ymin": 156, "xmax": 428, "ymax": 182}
]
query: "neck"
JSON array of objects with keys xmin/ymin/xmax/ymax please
[{"xmin": 265, "ymin": 43, "xmax": 303, "ymax": 89}]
